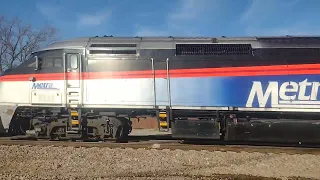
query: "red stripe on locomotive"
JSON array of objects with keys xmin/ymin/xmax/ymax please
[{"xmin": 0, "ymin": 63, "xmax": 320, "ymax": 81}]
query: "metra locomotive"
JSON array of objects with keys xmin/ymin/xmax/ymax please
[{"xmin": 1, "ymin": 35, "xmax": 320, "ymax": 143}]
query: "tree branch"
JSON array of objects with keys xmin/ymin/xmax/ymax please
[{"xmin": 0, "ymin": 16, "xmax": 58, "ymax": 71}]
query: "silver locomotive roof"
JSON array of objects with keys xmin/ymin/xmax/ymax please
[{"xmin": 42, "ymin": 35, "xmax": 320, "ymax": 52}]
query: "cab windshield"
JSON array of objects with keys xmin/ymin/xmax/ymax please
[
  {"xmin": 23, "ymin": 53, "xmax": 37, "ymax": 68},
  {"xmin": 1, "ymin": 53, "xmax": 37, "ymax": 75},
  {"xmin": 2, "ymin": 49, "xmax": 64, "ymax": 75}
]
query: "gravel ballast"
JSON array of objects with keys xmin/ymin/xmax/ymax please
[{"xmin": 0, "ymin": 145, "xmax": 319, "ymax": 180}]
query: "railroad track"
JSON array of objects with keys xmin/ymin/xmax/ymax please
[{"xmin": 1, "ymin": 136, "xmax": 320, "ymax": 155}]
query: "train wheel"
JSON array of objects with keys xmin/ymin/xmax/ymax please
[
  {"xmin": 108, "ymin": 117, "xmax": 131, "ymax": 143},
  {"xmin": 114, "ymin": 125, "xmax": 128, "ymax": 143}
]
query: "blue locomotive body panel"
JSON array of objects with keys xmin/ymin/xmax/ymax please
[{"xmin": 155, "ymin": 74, "xmax": 320, "ymax": 110}]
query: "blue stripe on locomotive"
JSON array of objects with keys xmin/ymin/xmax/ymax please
[{"xmin": 155, "ymin": 74, "xmax": 320, "ymax": 108}]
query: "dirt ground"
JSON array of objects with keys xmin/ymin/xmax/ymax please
[{"xmin": 0, "ymin": 145, "xmax": 319, "ymax": 180}]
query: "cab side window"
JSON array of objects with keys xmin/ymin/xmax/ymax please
[
  {"xmin": 39, "ymin": 56, "xmax": 63, "ymax": 73},
  {"xmin": 53, "ymin": 58, "xmax": 62, "ymax": 67},
  {"xmin": 41, "ymin": 57, "xmax": 63, "ymax": 68},
  {"xmin": 43, "ymin": 58, "xmax": 53, "ymax": 67},
  {"xmin": 34, "ymin": 50, "xmax": 63, "ymax": 73}
]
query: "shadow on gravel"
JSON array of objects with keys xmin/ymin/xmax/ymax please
[
  {"xmin": 108, "ymin": 173, "xmax": 317, "ymax": 180},
  {"xmin": 127, "ymin": 134, "xmax": 320, "ymax": 149},
  {"xmin": 127, "ymin": 134, "xmax": 173, "ymax": 142},
  {"xmin": 181, "ymin": 139, "xmax": 320, "ymax": 149}
]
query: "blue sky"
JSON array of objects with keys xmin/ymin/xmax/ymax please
[{"xmin": 1, "ymin": 0, "xmax": 320, "ymax": 40}]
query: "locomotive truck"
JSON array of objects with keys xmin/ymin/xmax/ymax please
[{"xmin": 1, "ymin": 35, "xmax": 320, "ymax": 143}]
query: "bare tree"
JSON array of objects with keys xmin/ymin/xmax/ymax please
[{"xmin": 0, "ymin": 16, "xmax": 58, "ymax": 73}]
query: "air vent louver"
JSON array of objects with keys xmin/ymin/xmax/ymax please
[
  {"xmin": 90, "ymin": 44, "xmax": 137, "ymax": 47},
  {"xmin": 89, "ymin": 50, "xmax": 136, "ymax": 54},
  {"xmin": 176, "ymin": 44, "xmax": 253, "ymax": 55}
]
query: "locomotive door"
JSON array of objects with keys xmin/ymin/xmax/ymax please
[{"xmin": 64, "ymin": 53, "xmax": 82, "ymax": 107}]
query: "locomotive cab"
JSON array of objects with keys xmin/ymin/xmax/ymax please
[{"xmin": 0, "ymin": 46, "xmax": 132, "ymax": 142}]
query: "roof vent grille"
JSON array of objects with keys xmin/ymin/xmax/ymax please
[{"xmin": 176, "ymin": 44, "xmax": 253, "ymax": 55}]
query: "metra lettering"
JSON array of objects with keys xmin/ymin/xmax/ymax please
[
  {"xmin": 246, "ymin": 79, "xmax": 320, "ymax": 108},
  {"xmin": 32, "ymin": 83, "xmax": 54, "ymax": 89}
]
